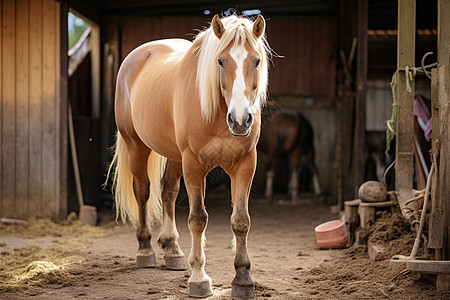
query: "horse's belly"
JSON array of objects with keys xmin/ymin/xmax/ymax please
[{"xmin": 132, "ymin": 100, "xmax": 181, "ymax": 161}]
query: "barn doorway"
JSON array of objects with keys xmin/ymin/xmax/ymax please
[{"xmin": 67, "ymin": 10, "xmax": 102, "ymax": 213}]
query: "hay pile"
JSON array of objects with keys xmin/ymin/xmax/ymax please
[
  {"xmin": 0, "ymin": 240, "xmax": 90, "ymax": 295},
  {"xmin": 0, "ymin": 217, "xmax": 118, "ymax": 238}
]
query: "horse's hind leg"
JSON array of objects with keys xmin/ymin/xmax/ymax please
[
  {"xmin": 305, "ymin": 150, "xmax": 323, "ymax": 202},
  {"xmin": 289, "ymin": 150, "xmax": 301, "ymax": 202},
  {"xmin": 127, "ymin": 141, "xmax": 156, "ymax": 267},
  {"xmin": 157, "ymin": 159, "xmax": 187, "ymax": 270},
  {"xmin": 264, "ymin": 153, "xmax": 275, "ymax": 200}
]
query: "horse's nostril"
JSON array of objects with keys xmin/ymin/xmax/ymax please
[
  {"xmin": 227, "ymin": 112, "xmax": 234, "ymax": 125},
  {"xmin": 246, "ymin": 113, "xmax": 253, "ymax": 127}
]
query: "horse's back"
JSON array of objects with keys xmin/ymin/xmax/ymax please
[
  {"xmin": 117, "ymin": 39, "xmax": 192, "ymax": 94},
  {"xmin": 114, "ymin": 38, "xmax": 192, "ymax": 160}
]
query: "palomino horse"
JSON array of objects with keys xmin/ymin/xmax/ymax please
[
  {"xmin": 258, "ymin": 109, "xmax": 322, "ymax": 202},
  {"xmin": 107, "ymin": 15, "xmax": 269, "ymax": 299}
]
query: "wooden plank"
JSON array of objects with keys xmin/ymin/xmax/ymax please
[
  {"xmin": 429, "ymin": 69, "xmax": 443, "ymax": 253},
  {"xmin": 354, "ymin": 0, "xmax": 368, "ymax": 196},
  {"xmin": 15, "ymin": 0, "xmax": 30, "ymax": 219},
  {"xmin": 29, "ymin": 0, "xmax": 43, "ymax": 217},
  {"xmin": 437, "ymin": 0, "xmax": 450, "ymax": 261},
  {"xmin": 42, "ymin": 0, "xmax": 58, "ymax": 219},
  {"xmin": 1, "ymin": 0, "xmax": 16, "ymax": 218},
  {"xmin": 0, "ymin": 0, "xmax": 3, "ymax": 216},
  {"xmin": 59, "ymin": 1, "xmax": 68, "ymax": 220},
  {"xmin": 395, "ymin": 0, "xmax": 415, "ymax": 221}
]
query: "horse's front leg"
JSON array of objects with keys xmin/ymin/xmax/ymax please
[
  {"xmin": 227, "ymin": 151, "xmax": 257, "ymax": 299},
  {"xmin": 157, "ymin": 159, "xmax": 187, "ymax": 270},
  {"xmin": 183, "ymin": 154, "xmax": 213, "ymax": 298}
]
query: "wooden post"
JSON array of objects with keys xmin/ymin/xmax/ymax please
[
  {"xmin": 354, "ymin": 0, "xmax": 368, "ymax": 195},
  {"xmin": 395, "ymin": 0, "xmax": 415, "ymax": 221},
  {"xmin": 436, "ymin": 0, "xmax": 450, "ymax": 260},
  {"xmin": 429, "ymin": 69, "xmax": 444, "ymax": 259},
  {"xmin": 59, "ymin": 1, "xmax": 69, "ymax": 220}
]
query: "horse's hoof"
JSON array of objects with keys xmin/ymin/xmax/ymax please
[
  {"xmin": 231, "ymin": 284, "xmax": 255, "ymax": 299},
  {"xmin": 165, "ymin": 255, "xmax": 187, "ymax": 270},
  {"xmin": 189, "ymin": 281, "xmax": 213, "ymax": 298},
  {"xmin": 136, "ymin": 253, "xmax": 156, "ymax": 268}
]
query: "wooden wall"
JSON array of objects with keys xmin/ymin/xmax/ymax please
[
  {"xmin": 0, "ymin": 0, "xmax": 66, "ymax": 220},
  {"xmin": 104, "ymin": 15, "xmax": 337, "ymax": 99},
  {"xmin": 267, "ymin": 17, "xmax": 337, "ymax": 98}
]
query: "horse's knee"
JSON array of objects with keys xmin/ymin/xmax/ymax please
[
  {"xmin": 231, "ymin": 210, "xmax": 250, "ymax": 235},
  {"xmin": 188, "ymin": 209, "xmax": 208, "ymax": 233}
]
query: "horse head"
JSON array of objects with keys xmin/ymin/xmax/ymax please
[{"xmin": 196, "ymin": 14, "xmax": 269, "ymax": 137}]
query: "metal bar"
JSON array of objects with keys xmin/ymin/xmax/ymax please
[{"xmin": 395, "ymin": 0, "xmax": 416, "ymax": 221}]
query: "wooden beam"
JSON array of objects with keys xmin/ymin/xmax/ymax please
[
  {"xmin": 429, "ymin": 69, "xmax": 443, "ymax": 256},
  {"xmin": 353, "ymin": 0, "xmax": 368, "ymax": 195},
  {"xmin": 436, "ymin": 0, "xmax": 450, "ymax": 260},
  {"xmin": 395, "ymin": 0, "xmax": 415, "ymax": 221},
  {"xmin": 60, "ymin": 1, "xmax": 69, "ymax": 220}
]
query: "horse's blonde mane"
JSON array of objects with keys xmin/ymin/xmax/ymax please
[{"xmin": 195, "ymin": 15, "xmax": 269, "ymax": 123}]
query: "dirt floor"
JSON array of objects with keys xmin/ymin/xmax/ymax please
[{"xmin": 0, "ymin": 195, "xmax": 445, "ymax": 299}]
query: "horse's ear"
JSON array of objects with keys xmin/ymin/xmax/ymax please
[
  {"xmin": 212, "ymin": 15, "xmax": 225, "ymax": 39},
  {"xmin": 253, "ymin": 15, "xmax": 265, "ymax": 39}
]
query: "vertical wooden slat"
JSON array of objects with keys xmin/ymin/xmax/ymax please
[
  {"xmin": 42, "ymin": 0, "xmax": 57, "ymax": 219},
  {"xmin": 29, "ymin": 0, "xmax": 43, "ymax": 216},
  {"xmin": 2, "ymin": 0, "xmax": 16, "ymax": 218},
  {"xmin": 353, "ymin": 0, "xmax": 368, "ymax": 196},
  {"xmin": 0, "ymin": 0, "xmax": 3, "ymax": 215},
  {"xmin": 436, "ymin": 0, "xmax": 450, "ymax": 260},
  {"xmin": 15, "ymin": 0, "xmax": 30, "ymax": 218},
  {"xmin": 59, "ymin": 1, "xmax": 68, "ymax": 220},
  {"xmin": 429, "ymin": 68, "xmax": 443, "ymax": 253},
  {"xmin": 395, "ymin": 0, "xmax": 416, "ymax": 220}
]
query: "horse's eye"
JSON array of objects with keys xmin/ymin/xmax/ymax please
[
  {"xmin": 255, "ymin": 59, "xmax": 261, "ymax": 68},
  {"xmin": 218, "ymin": 59, "xmax": 224, "ymax": 68}
]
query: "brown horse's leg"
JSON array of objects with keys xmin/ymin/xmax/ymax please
[
  {"xmin": 289, "ymin": 150, "xmax": 301, "ymax": 202},
  {"xmin": 127, "ymin": 141, "xmax": 155, "ymax": 267},
  {"xmin": 305, "ymin": 150, "xmax": 323, "ymax": 202},
  {"xmin": 227, "ymin": 150, "xmax": 257, "ymax": 299},
  {"xmin": 264, "ymin": 153, "xmax": 275, "ymax": 200},
  {"xmin": 182, "ymin": 153, "xmax": 212, "ymax": 298},
  {"xmin": 157, "ymin": 159, "xmax": 187, "ymax": 270}
]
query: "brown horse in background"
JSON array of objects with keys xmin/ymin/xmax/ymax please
[
  {"xmin": 106, "ymin": 15, "xmax": 269, "ymax": 299},
  {"xmin": 258, "ymin": 109, "xmax": 323, "ymax": 202}
]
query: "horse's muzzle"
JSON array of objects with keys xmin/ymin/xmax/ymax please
[{"xmin": 227, "ymin": 108, "xmax": 253, "ymax": 137}]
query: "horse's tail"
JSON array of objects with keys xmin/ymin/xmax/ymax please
[{"xmin": 105, "ymin": 132, "xmax": 167, "ymax": 227}]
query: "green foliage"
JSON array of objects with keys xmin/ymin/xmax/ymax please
[{"xmin": 68, "ymin": 12, "xmax": 90, "ymax": 50}]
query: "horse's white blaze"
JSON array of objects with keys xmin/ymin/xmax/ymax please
[{"xmin": 229, "ymin": 45, "xmax": 249, "ymax": 125}]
